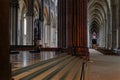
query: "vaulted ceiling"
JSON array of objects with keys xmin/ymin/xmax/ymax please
[
  {"xmin": 88, "ymin": 0, "xmax": 111, "ymax": 34},
  {"xmin": 18, "ymin": 0, "xmax": 40, "ymax": 17}
]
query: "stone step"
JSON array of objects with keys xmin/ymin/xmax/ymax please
[
  {"xmin": 12, "ymin": 54, "xmax": 69, "ymax": 76},
  {"xmin": 12, "ymin": 55, "xmax": 85, "ymax": 80},
  {"xmin": 74, "ymin": 61, "xmax": 85, "ymax": 80},
  {"xmin": 33, "ymin": 56, "xmax": 76, "ymax": 80},
  {"xmin": 64, "ymin": 59, "xmax": 82, "ymax": 80},
  {"xmin": 18, "ymin": 55, "xmax": 72, "ymax": 80},
  {"xmin": 13, "ymin": 55, "xmax": 70, "ymax": 80},
  {"xmin": 52, "ymin": 58, "xmax": 78, "ymax": 80}
]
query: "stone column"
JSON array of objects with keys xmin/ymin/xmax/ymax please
[
  {"xmin": 17, "ymin": 9, "xmax": 21, "ymax": 45},
  {"xmin": 117, "ymin": 1, "xmax": 120, "ymax": 49},
  {"xmin": 0, "ymin": 0, "xmax": 11, "ymax": 80},
  {"xmin": 108, "ymin": 13, "xmax": 112, "ymax": 49},
  {"xmin": 105, "ymin": 19, "xmax": 108, "ymax": 49},
  {"xmin": 26, "ymin": 16, "xmax": 33, "ymax": 45},
  {"xmin": 106, "ymin": 13, "xmax": 111, "ymax": 49},
  {"xmin": 58, "ymin": 0, "xmax": 61, "ymax": 48},
  {"xmin": 99, "ymin": 22, "xmax": 105, "ymax": 47},
  {"xmin": 118, "ymin": 19, "xmax": 120, "ymax": 49},
  {"xmin": 44, "ymin": 0, "xmax": 51, "ymax": 47},
  {"xmin": 102, "ymin": 20, "xmax": 106, "ymax": 48},
  {"xmin": 38, "ymin": 0, "xmax": 44, "ymax": 46},
  {"xmin": 26, "ymin": 0, "xmax": 34, "ymax": 45},
  {"xmin": 44, "ymin": 25, "xmax": 48, "ymax": 47},
  {"xmin": 58, "ymin": 0, "xmax": 67, "ymax": 48},
  {"xmin": 62, "ymin": 0, "xmax": 67, "ymax": 48},
  {"xmin": 87, "ymin": 22, "xmax": 90, "ymax": 48},
  {"xmin": 111, "ymin": 4, "xmax": 117, "ymax": 49},
  {"xmin": 43, "ymin": 24, "xmax": 46, "ymax": 47},
  {"xmin": 20, "ymin": 18, "xmax": 24, "ymax": 45},
  {"xmin": 118, "ymin": 26, "xmax": 120, "ymax": 49},
  {"xmin": 10, "ymin": 0, "xmax": 19, "ymax": 45},
  {"xmin": 66, "ymin": 0, "xmax": 89, "ymax": 58},
  {"xmin": 66, "ymin": 0, "xmax": 73, "ymax": 52},
  {"xmin": 58, "ymin": 0, "xmax": 89, "ymax": 58}
]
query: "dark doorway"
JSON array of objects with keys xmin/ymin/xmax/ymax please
[
  {"xmin": 92, "ymin": 32, "xmax": 97, "ymax": 48},
  {"xmin": 92, "ymin": 39, "xmax": 97, "ymax": 44}
]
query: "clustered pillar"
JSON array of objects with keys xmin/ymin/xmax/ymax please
[
  {"xmin": 10, "ymin": 0, "xmax": 19, "ymax": 45},
  {"xmin": 26, "ymin": 0, "xmax": 34, "ymax": 45},
  {"xmin": 58, "ymin": 0, "xmax": 66, "ymax": 48},
  {"xmin": 58, "ymin": 0, "xmax": 89, "ymax": 59}
]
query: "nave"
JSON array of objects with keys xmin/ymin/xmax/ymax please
[{"xmin": 1, "ymin": 0, "xmax": 120, "ymax": 79}]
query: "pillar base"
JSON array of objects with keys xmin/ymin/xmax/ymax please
[
  {"xmin": 67, "ymin": 47, "xmax": 90, "ymax": 60},
  {"xmin": 76, "ymin": 52, "xmax": 90, "ymax": 61},
  {"xmin": 113, "ymin": 49, "xmax": 120, "ymax": 55}
]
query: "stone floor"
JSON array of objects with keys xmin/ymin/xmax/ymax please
[
  {"xmin": 11, "ymin": 49, "xmax": 120, "ymax": 80},
  {"xmin": 10, "ymin": 51, "xmax": 59, "ymax": 71},
  {"xmin": 86, "ymin": 49, "xmax": 120, "ymax": 80}
]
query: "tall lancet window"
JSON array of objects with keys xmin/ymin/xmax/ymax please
[{"xmin": 23, "ymin": 14, "xmax": 27, "ymax": 45}]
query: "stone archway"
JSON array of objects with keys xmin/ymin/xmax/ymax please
[{"xmin": 87, "ymin": 0, "xmax": 112, "ymax": 49}]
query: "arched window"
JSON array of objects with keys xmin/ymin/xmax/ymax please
[
  {"xmin": 23, "ymin": 14, "xmax": 27, "ymax": 45},
  {"xmin": 24, "ymin": 15, "xmax": 27, "ymax": 35}
]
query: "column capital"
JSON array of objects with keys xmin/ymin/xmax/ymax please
[
  {"xmin": 26, "ymin": 0, "xmax": 34, "ymax": 16},
  {"xmin": 26, "ymin": 12, "xmax": 34, "ymax": 16},
  {"xmin": 10, "ymin": 0, "xmax": 19, "ymax": 7}
]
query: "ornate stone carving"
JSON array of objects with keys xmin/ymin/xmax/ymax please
[
  {"xmin": 10, "ymin": 0, "xmax": 19, "ymax": 7},
  {"xmin": 26, "ymin": 0, "xmax": 34, "ymax": 16}
]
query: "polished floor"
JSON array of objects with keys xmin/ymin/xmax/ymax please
[
  {"xmin": 11, "ymin": 49, "xmax": 120, "ymax": 80},
  {"xmin": 12, "ymin": 55, "xmax": 83, "ymax": 80},
  {"xmin": 10, "ymin": 51, "xmax": 60, "ymax": 71}
]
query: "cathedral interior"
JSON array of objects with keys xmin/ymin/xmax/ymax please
[{"xmin": 1, "ymin": 0, "xmax": 120, "ymax": 80}]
